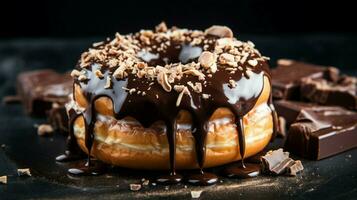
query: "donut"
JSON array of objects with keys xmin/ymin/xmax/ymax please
[{"xmin": 65, "ymin": 22, "xmax": 277, "ymax": 182}]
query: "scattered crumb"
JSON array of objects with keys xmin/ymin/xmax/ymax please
[
  {"xmin": 0, "ymin": 176, "xmax": 7, "ymax": 184},
  {"xmin": 165, "ymin": 186, "xmax": 169, "ymax": 190},
  {"xmin": 191, "ymin": 190, "xmax": 203, "ymax": 199},
  {"xmin": 1, "ymin": 144, "xmax": 5, "ymax": 148},
  {"xmin": 151, "ymin": 182, "xmax": 157, "ymax": 186},
  {"xmin": 142, "ymin": 179, "xmax": 150, "ymax": 186},
  {"xmin": 37, "ymin": 124, "xmax": 54, "ymax": 136},
  {"xmin": 129, "ymin": 183, "xmax": 142, "ymax": 191},
  {"xmin": 17, "ymin": 168, "xmax": 31, "ymax": 177}
]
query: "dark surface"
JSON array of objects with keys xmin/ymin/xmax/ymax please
[
  {"xmin": 1, "ymin": 0, "xmax": 356, "ymax": 38},
  {"xmin": 0, "ymin": 35, "xmax": 357, "ymax": 199}
]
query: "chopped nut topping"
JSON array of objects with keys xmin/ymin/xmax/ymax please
[
  {"xmin": 37, "ymin": 124, "xmax": 54, "ymax": 136},
  {"xmin": 205, "ymin": 25, "xmax": 233, "ymax": 38},
  {"xmin": 17, "ymin": 168, "xmax": 31, "ymax": 177},
  {"xmin": 76, "ymin": 22, "xmax": 267, "ymax": 94},
  {"xmin": 0, "ymin": 176, "xmax": 7, "ymax": 184}
]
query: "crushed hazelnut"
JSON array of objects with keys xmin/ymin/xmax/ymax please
[
  {"xmin": 198, "ymin": 51, "xmax": 216, "ymax": 69},
  {"xmin": 95, "ymin": 70, "xmax": 104, "ymax": 79},
  {"xmin": 219, "ymin": 53, "xmax": 236, "ymax": 66},
  {"xmin": 229, "ymin": 79, "xmax": 236, "ymax": 88},
  {"xmin": 176, "ymin": 86, "xmax": 190, "ymax": 107},
  {"xmin": 155, "ymin": 22, "xmax": 168, "ymax": 32},
  {"xmin": 78, "ymin": 74, "xmax": 88, "ymax": 82},
  {"xmin": 205, "ymin": 25, "xmax": 233, "ymax": 38},
  {"xmin": 248, "ymin": 59, "xmax": 258, "ymax": 67},
  {"xmin": 70, "ymin": 69, "xmax": 81, "ymax": 77}
]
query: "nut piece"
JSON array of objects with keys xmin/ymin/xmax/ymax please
[
  {"xmin": 129, "ymin": 183, "xmax": 142, "ymax": 191},
  {"xmin": 219, "ymin": 53, "xmax": 236, "ymax": 67},
  {"xmin": 95, "ymin": 70, "xmax": 104, "ymax": 79},
  {"xmin": 205, "ymin": 25, "xmax": 233, "ymax": 38},
  {"xmin": 17, "ymin": 168, "xmax": 31, "ymax": 177},
  {"xmin": 157, "ymin": 72, "xmax": 172, "ymax": 92},
  {"xmin": 176, "ymin": 86, "xmax": 190, "ymax": 107},
  {"xmin": 229, "ymin": 80, "xmax": 236, "ymax": 88},
  {"xmin": 70, "ymin": 69, "xmax": 81, "ymax": 77},
  {"xmin": 104, "ymin": 76, "xmax": 112, "ymax": 89},
  {"xmin": 248, "ymin": 59, "xmax": 258, "ymax": 67},
  {"xmin": 78, "ymin": 74, "xmax": 88, "ymax": 82},
  {"xmin": 198, "ymin": 51, "xmax": 215, "ymax": 69},
  {"xmin": 37, "ymin": 124, "xmax": 54, "ymax": 136},
  {"xmin": 155, "ymin": 22, "xmax": 168, "ymax": 32},
  {"xmin": 0, "ymin": 176, "xmax": 7, "ymax": 184}
]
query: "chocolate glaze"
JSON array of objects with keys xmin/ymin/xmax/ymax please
[
  {"xmin": 65, "ymin": 33, "xmax": 275, "ymax": 185},
  {"xmin": 223, "ymin": 163, "xmax": 261, "ymax": 178}
]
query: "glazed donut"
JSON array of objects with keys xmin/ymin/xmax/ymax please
[{"xmin": 67, "ymin": 23, "xmax": 276, "ymax": 171}]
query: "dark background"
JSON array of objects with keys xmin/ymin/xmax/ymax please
[{"xmin": 1, "ymin": 0, "xmax": 356, "ymax": 38}]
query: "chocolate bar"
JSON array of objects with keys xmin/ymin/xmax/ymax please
[
  {"xmin": 285, "ymin": 104, "xmax": 357, "ymax": 160},
  {"xmin": 301, "ymin": 75, "xmax": 357, "ymax": 110},
  {"xmin": 271, "ymin": 59, "xmax": 338, "ymax": 100},
  {"xmin": 47, "ymin": 102, "xmax": 69, "ymax": 133},
  {"xmin": 17, "ymin": 70, "xmax": 72, "ymax": 116}
]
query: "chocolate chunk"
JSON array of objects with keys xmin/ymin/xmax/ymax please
[
  {"xmin": 261, "ymin": 148, "xmax": 289, "ymax": 173},
  {"xmin": 285, "ymin": 105, "xmax": 357, "ymax": 160},
  {"xmin": 261, "ymin": 149, "xmax": 303, "ymax": 176},
  {"xmin": 301, "ymin": 75, "xmax": 357, "ymax": 110},
  {"xmin": 16, "ymin": 70, "xmax": 72, "ymax": 116},
  {"xmin": 272, "ymin": 59, "xmax": 337, "ymax": 100},
  {"xmin": 287, "ymin": 160, "xmax": 304, "ymax": 176}
]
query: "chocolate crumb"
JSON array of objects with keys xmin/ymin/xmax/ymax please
[
  {"xmin": 0, "ymin": 176, "xmax": 7, "ymax": 184},
  {"xmin": 17, "ymin": 168, "xmax": 31, "ymax": 177},
  {"xmin": 129, "ymin": 183, "xmax": 142, "ymax": 191},
  {"xmin": 191, "ymin": 190, "xmax": 203, "ymax": 199},
  {"xmin": 287, "ymin": 160, "xmax": 304, "ymax": 176},
  {"xmin": 37, "ymin": 124, "xmax": 54, "ymax": 136}
]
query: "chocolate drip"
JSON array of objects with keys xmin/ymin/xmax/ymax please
[
  {"xmin": 56, "ymin": 109, "xmax": 84, "ymax": 162},
  {"xmin": 236, "ymin": 117, "xmax": 246, "ymax": 167}
]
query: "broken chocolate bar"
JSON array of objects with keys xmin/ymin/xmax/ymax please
[
  {"xmin": 301, "ymin": 75, "xmax": 357, "ymax": 110},
  {"xmin": 272, "ymin": 59, "xmax": 338, "ymax": 100},
  {"xmin": 17, "ymin": 70, "xmax": 72, "ymax": 116},
  {"xmin": 285, "ymin": 105, "xmax": 357, "ymax": 160},
  {"xmin": 261, "ymin": 149, "xmax": 303, "ymax": 176}
]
